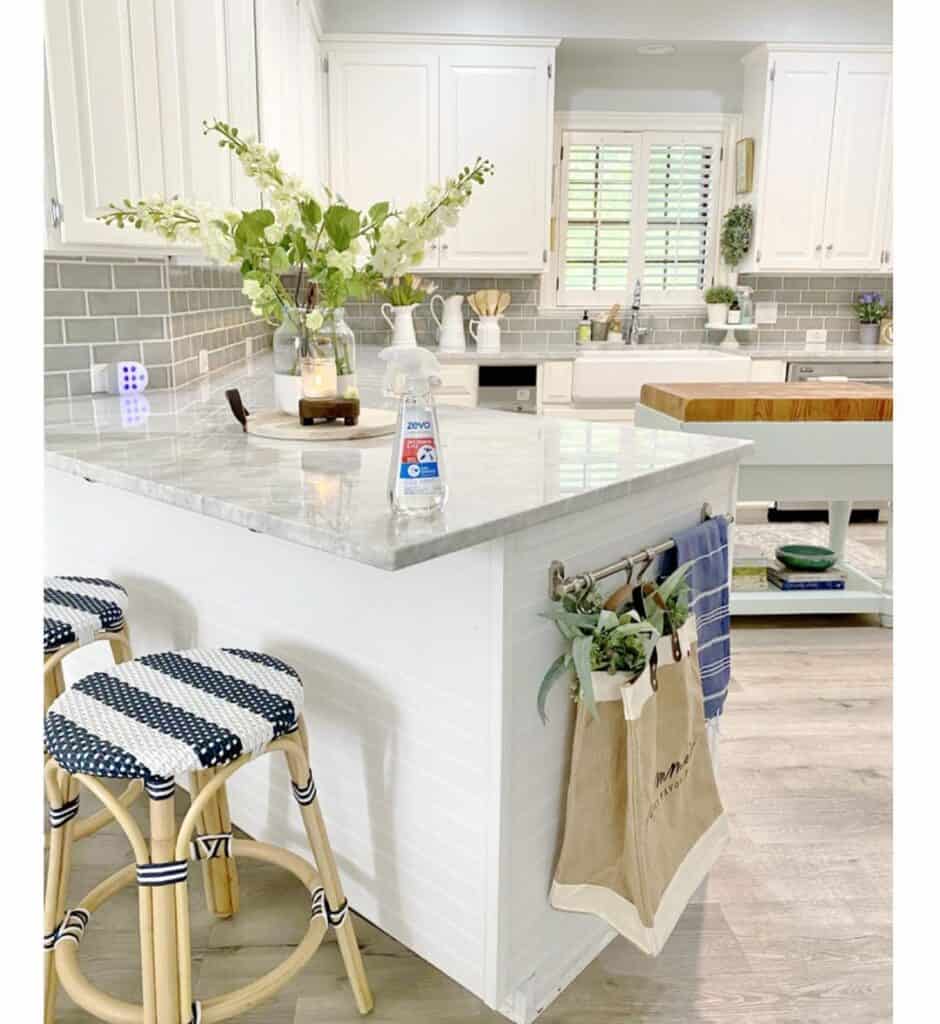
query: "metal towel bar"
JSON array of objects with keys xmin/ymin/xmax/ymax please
[{"xmin": 548, "ymin": 503, "xmax": 734, "ymax": 600}]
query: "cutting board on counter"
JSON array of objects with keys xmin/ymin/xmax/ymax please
[
  {"xmin": 245, "ymin": 407, "xmax": 396, "ymax": 441},
  {"xmin": 639, "ymin": 382, "xmax": 893, "ymax": 423}
]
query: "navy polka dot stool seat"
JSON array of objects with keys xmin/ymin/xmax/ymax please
[
  {"xmin": 44, "ymin": 576, "xmax": 129, "ymax": 654},
  {"xmin": 44, "ymin": 648, "xmax": 304, "ymax": 782}
]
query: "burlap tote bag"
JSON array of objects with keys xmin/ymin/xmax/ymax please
[{"xmin": 550, "ymin": 615, "xmax": 728, "ymax": 955}]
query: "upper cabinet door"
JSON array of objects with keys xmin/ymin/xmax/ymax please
[
  {"xmin": 45, "ymin": 0, "xmax": 165, "ymax": 246},
  {"xmin": 45, "ymin": 0, "xmax": 260, "ymax": 248},
  {"xmin": 757, "ymin": 53, "xmax": 838, "ymax": 270},
  {"xmin": 258, "ymin": 0, "xmax": 323, "ymax": 191},
  {"xmin": 328, "ymin": 47, "xmax": 439, "ymax": 213},
  {"xmin": 438, "ymin": 46, "xmax": 551, "ymax": 271},
  {"xmin": 822, "ymin": 54, "xmax": 892, "ymax": 270},
  {"xmin": 159, "ymin": 0, "xmax": 260, "ymax": 210}
]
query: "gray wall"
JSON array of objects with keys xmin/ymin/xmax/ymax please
[
  {"xmin": 556, "ymin": 43, "xmax": 744, "ymax": 113},
  {"xmin": 321, "ymin": 0, "xmax": 892, "ymax": 44},
  {"xmin": 44, "ymin": 256, "xmax": 272, "ymax": 398}
]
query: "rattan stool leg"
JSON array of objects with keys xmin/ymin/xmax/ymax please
[
  {"xmin": 285, "ymin": 727, "xmax": 373, "ymax": 1015},
  {"xmin": 149, "ymin": 794, "xmax": 183, "ymax": 1024},
  {"xmin": 191, "ymin": 767, "xmax": 240, "ymax": 919},
  {"xmin": 44, "ymin": 765, "xmax": 77, "ymax": 1024}
]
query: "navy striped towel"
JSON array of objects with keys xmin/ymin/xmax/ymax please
[{"xmin": 662, "ymin": 517, "xmax": 731, "ymax": 719}]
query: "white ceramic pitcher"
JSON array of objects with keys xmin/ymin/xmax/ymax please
[
  {"xmin": 469, "ymin": 315, "xmax": 501, "ymax": 354},
  {"xmin": 381, "ymin": 303, "xmax": 418, "ymax": 348},
  {"xmin": 430, "ymin": 294, "xmax": 467, "ymax": 352}
]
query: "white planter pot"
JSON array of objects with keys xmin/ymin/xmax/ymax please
[
  {"xmin": 381, "ymin": 303, "xmax": 419, "ymax": 347},
  {"xmin": 706, "ymin": 303, "xmax": 729, "ymax": 327},
  {"xmin": 274, "ymin": 373, "xmax": 302, "ymax": 415}
]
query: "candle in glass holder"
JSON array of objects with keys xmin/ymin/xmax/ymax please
[{"xmin": 301, "ymin": 356, "xmax": 337, "ymax": 399}]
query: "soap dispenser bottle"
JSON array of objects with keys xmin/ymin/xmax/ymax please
[
  {"xmin": 379, "ymin": 346, "xmax": 447, "ymax": 515},
  {"xmin": 577, "ymin": 310, "xmax": 591, "ymax": 343}
]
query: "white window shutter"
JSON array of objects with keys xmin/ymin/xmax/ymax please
[
  {"xmin": 558, "ymin": 132, "xmax": 637, "ymax": 307},
  {"xmin": 641, "ymin": 133, "xmax": 721, "ymax": 304}
]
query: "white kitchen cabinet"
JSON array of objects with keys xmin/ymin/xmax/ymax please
[
  {"xmin": 740, "ymin": 46, "xmax": 892, "ymax": 274},
  {"xmin": 327, "ymin": 46, "xmax": 439, "ymax": 215},
  {"xmin": 326, "ymin": 39, "xmax": 556, "ymax": 273},
  {"xmin": 541, "ymin": 361, "xmax": 573, "ymax": 403},
  {"xmin": 438, "ymin": 46, "xmax": 552, "ymax": 271},
  {"xmin": 821, "ymin": 53, "xmax": 892, "ymax": 270},
  {"xmin": 880, "ymin": 173, "xmax": 893, "ymax": 271},
  {"xmin": 257, "ymin": 0, "xmax": 323, "ymax": 189},
  {"xmin": 752, "ymin": 53, "xmax": 838, "ymax": 270},
  {"xmin": 45, "ymin": 0, "xmax": 263, "ymax": 249}
]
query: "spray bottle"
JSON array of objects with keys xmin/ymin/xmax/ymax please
[{"xmin": 379, "ymin": 347, "xmax": 447, "ymax": 515}]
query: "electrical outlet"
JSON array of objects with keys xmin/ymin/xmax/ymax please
[
  {"xmin": 806, "ymin": 329, "xmax": 828, "ymax": 346},
  {"xmin": 90, "ymin": 363, "xmax": 109, "ymax": 393},
  {"xmin": 198, "ymin": 349, "xmax": 209, "ymax": 374}
]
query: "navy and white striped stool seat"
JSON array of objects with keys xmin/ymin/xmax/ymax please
[
  {"xmin": 44, "ymin": 576, "xmax": 129, "ymax": 654},
  {"xmin": 44, "ymin": 648, "xmax": 303, "ymax": 782}
]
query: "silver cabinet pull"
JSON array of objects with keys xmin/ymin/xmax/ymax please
[
  {"xmin": 884, "ymin": 249, "xmax": 890, "ymax": 264},
  {"xmin": 50, "ymin": 196, "xmax": 63, "ymax": 228},
  {"xmin": 441, "ymin": 243, "xmax": 449, "ymax": 252},
  {"xmin": 815, "ymin": 244, "xmax": 822, "ymax": 253},
  {"xmin": 428, "ymin": 242, "xmax": 438, "ymax": 251},
  {"xmin": 825, "ymin": 243, "xmax": 833, "ymax": 252}
]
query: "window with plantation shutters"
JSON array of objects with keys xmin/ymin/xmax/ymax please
[
  {"xmin": 643, "ymin": 138, "xmax": 717, "ymax": 294},
  {"xmin": 557, "ymin": 129, "xmax": 722, "ymax": 308},
  {"xmin": 559, "ymin": 133, "xmax": 634, "ymax": 305}
]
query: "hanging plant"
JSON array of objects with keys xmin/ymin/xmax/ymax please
[{"xmin": 720, "ymin": 203, "xmax": 753, "ymax": 267}]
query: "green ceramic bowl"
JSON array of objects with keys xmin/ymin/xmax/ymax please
[{"xmin": 775, "ymin": 544, "xmax": 838, "ymax": 571}]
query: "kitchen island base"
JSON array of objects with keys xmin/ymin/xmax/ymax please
[{"xmin": 47, "ymin": 456, "xmax": 741, "ymax": 1023}]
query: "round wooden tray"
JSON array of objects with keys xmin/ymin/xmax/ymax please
[{"xmin": 245, "ymin": 407, "xmax": 396, "ymax": 441}]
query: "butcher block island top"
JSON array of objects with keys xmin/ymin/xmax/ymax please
[{"xmin": 639, "ymin": 382, "xmax": 893, "ymax": 423}]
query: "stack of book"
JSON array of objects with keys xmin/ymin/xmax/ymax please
[
  {"xmin": 732, "ymin": 546, "xmax": 769, "ymax": 592},
  {"xmin": 767, "ymin": 560, "xmax": 846, "ymax": 591}
]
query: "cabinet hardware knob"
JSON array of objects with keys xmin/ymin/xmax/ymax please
[
  {"xmin": 441, "ymin": 243, "xmax": 449, "ymax": 251},
  {"xmin": 50, "ymin": 196, "xmax": 63, "ymax": 228},
  {"xmin": 815, "ymin": 244, "xmax": 822, "ymax": 252},
  {"xmin": 884, "ymin": 250, "xmax": 890, "ymax": 264},
  {"xmin": 429, "ymin": 242, "xmax": 438, "ymax": 251},
  {"xmin": 825, "ymin": 243, "xmax": 833, "ymax": 252}
]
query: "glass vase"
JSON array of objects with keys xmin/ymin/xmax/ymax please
[
  {"xmin": 272, "ymin": 307, "xmax": 338, "ymax": 411},
  {"xmin": 319, "ymin": 308, "xmax": 358, "ymax": 398}
]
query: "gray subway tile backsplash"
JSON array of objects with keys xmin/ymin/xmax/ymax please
[
  {"xmin": 44, "ymin": 254, "xmax": 272, "ymax": 395},
  {"xmin": 87, "ymin": 291, "xmax": 139, "ymax": 315},
  {"xmin": 58, "ymin": 263, "xmax": 112, "ymax": 289},
  {"xmin": 113, "ymin": 265, "xmax": 164, "ymax": 289}
]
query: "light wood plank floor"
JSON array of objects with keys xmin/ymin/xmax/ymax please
[{"xmin": 53, "ymin": 547, "xmax": 891, "ymax": 1023}]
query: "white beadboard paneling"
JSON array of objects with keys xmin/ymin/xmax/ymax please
[{"xmin": 496, "ymin": 464, "xmax": 738, "ymax": 1019}]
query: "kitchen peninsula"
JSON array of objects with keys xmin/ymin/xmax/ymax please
[{"xmin": 45, "ymin": 352, "xmax": 750, "ymax": 1023}]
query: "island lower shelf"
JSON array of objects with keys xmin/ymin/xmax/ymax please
[{"xmin": 46, "ymin": 453, "xmax": 743, "ymax": 1023}]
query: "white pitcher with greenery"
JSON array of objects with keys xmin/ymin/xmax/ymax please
[{"xmin": 100, "ymin": 119, "xmax": 493, "ymax": 394}]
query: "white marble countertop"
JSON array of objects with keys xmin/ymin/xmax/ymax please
[{"xmin": 45, "ymin": 351, "xmax": 751, "ymax": 571}]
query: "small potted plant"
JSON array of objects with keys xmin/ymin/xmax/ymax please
[
  {"xmin": 704, "ymin": 286, "xmax": 736, "ymax": 327},
  {"xmin": 537, "ymin": 563, "xmax": 691, "ymax": 723},
  {"xmin": 854, "ymin": 291, "xmax": 890, "ymax": 346},
  {"xmin": 381, "ymin": 274, "xmax": 437, "ymax": 348}
]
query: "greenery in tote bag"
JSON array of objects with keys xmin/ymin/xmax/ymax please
[
  {"xmin": 704, "ymin": 286, "xmax": 736, "ymax": 306},
  {"xmin": 719, "ymin": 203, "xmax": 753, "ymax": 267},
  {"xmin": 99, "ymin": 119, "xmax": 493, "ymax": 329},
  {"xmin": 538, "ymin": 563, "xmax": 694, "ymax": 723}
]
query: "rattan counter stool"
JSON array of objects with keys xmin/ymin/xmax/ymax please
[
  {"xmin": 44, "ymin": 576, "xmax": 143, "ymax": 835},
  {"xmin": 43, "ymin": 647, "xmax": 373, "ymax": 1024}
]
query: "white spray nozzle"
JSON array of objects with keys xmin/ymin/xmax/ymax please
[{"xmin": 379, "ymin": 346, "xmax": 442, "ymax": 396}]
